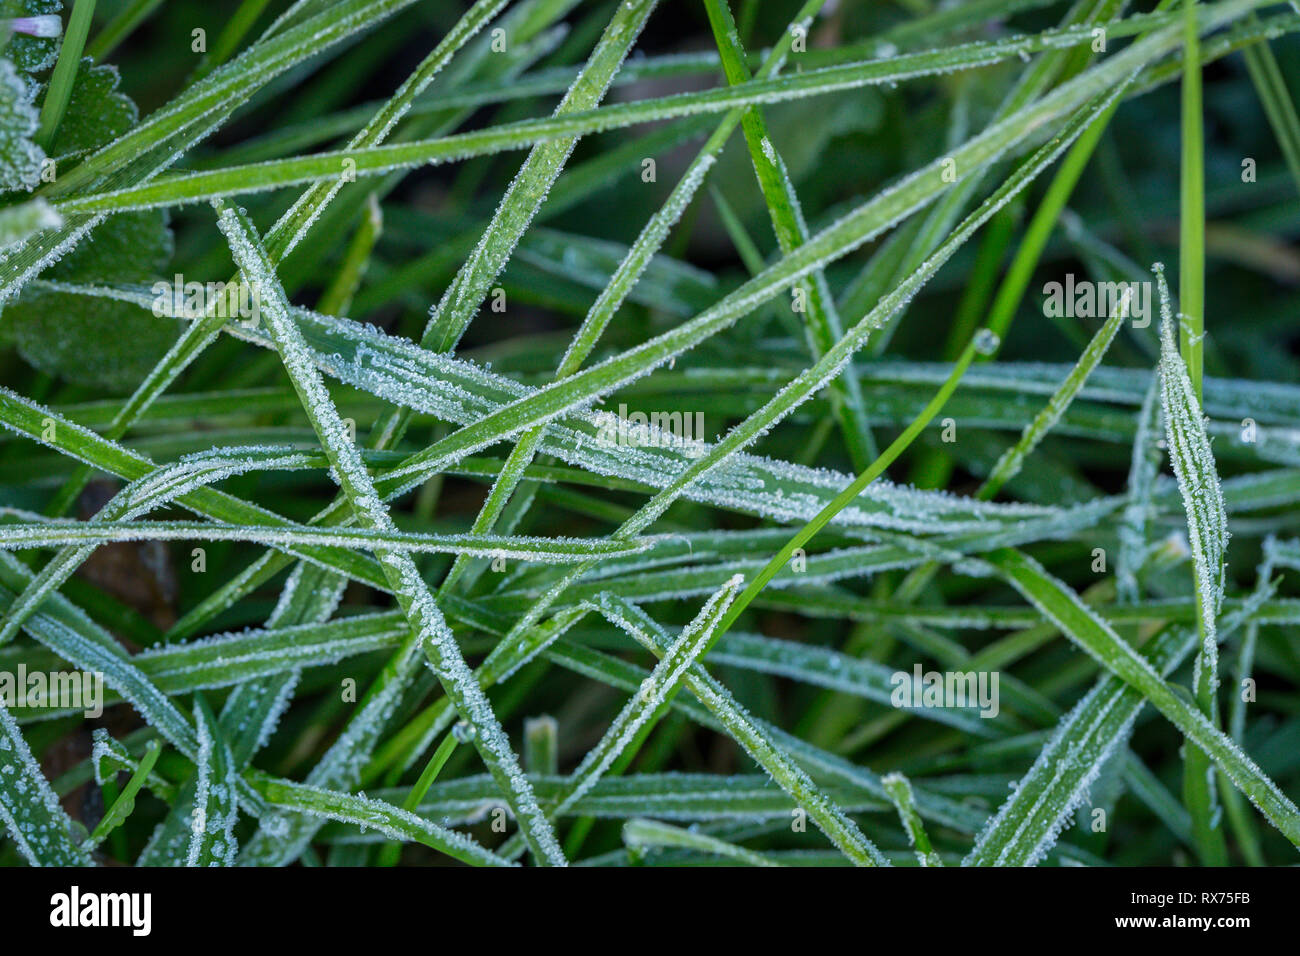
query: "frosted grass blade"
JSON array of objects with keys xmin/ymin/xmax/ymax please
[
  {"xmin": 0, "ymin": 701, "xmax": 93, "ymax": 865},
  {"xmin": 215, "ymin": 203, "xmax": 565, "ymax": 867},
  {"xmin": 186, "ymin": 697, "xmax": 240, "ymax": 867},
  {"xmin": 984, "ymin": 546, "xmax": 1300, "ymax": 849}
]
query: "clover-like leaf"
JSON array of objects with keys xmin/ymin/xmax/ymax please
[
  {"xmin": 1, "ymin": 56, "xmax": 176, "ymax": 390},
  {"xmin": 1, "ymin": 0, "xmax": 63, "ymax": 74},
  {"xmin": 0, "ymin": 55, "xmax": 44, "ymax": 191},
  {"xmin": 45, "ymin": 58, "xmax": 136, "ymax": 160},
  {"xmin": 5, "ymin": 209, "xmax": 176, "ymax": 390}
]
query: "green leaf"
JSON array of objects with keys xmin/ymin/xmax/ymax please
[
  {"xmin": 0, "ymin": 54, "xmax": 44, "ymax": 190},
  {"xmin": 2, "ymin": 0, "xmax": 62, "ymax": 74},
  {"xmin": 4, "ymin": 210, "xmax": 175, "ymax": 390},
  {"xmin": 3, "ymin": 55, "xmax": 174, "ymax": 388},
  {"xmin": 44, "ymin": 59, "xmax": 136, "ymax": 159}
]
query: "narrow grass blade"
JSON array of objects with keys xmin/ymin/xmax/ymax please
[
  {"xmin": 984, "ymin": 546, "xmax": 1300, "ymax": 849},
  {"xmin": 623, "ymin": 817, "xmax": 779, "ymax": 866},
  {"xmin": 186, "ymin": 697, "xmax": 239, "ymax": 867},
  {"xmin": 216, "ymin": 202, "xmax": 566, "ymax": 867},
  {"xmin": 588, "ymin": 593, "xmax": 889, "ymax": 866},
  {"xmin": 882, "ymin": 773, "xmax": 941, "ymax": 866},
  {"xmin": 1157, "ymin": 263, "xmax": 1229, "ymax": 864},
  {"xmin": 248, "ymin": 773, "xmax": 513, "ymax": 867}
]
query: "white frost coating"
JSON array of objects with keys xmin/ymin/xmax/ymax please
[
  {"xmin": 708, "ymin": 632, "xmax": 995, "ymax": 736},
  {"xmin": 0, "ymin": 213, "xmax": 101, "ymax": 308},
  {"xmin": 89, "ymin": 729, "xmax": 147, "ymax": 793},
  {"xmin": 982, "ymin": 298, "xmax": 1127, "ymax": 497},
  {"xmin": 54, "ymin": 11, "xmax": 1200, "ymax": 220},
  {"xmin": 264, "ymin": 779, "xmax": 513, "ymax": 867},
  {"xmin": 1155, "ymin": 268, "xmax": 1227, "ymax": 695},
  {"xmin": 242, "ymin": 671, "xmax": 301, "ymax": 758},
  {"xmin": 584, "ymin": 591, "xmax": 889, "ymax": 866},
  {"xmin": 271, "ymin": 0, "xmax": 512, "ymax": 258},
  {"xmin": 216, "ymin": 205, "xmax": 566, "ymax": 867},
  {"xmin": 0, "ymin": 0, "xmax": 428, "ymax": 305},
  {"xmin": 353, "ymin": 78, "xmax": 1137, "ymax": 551},
  {"xmin": 0, "ymin": 444, "xmax": 321, "ymax": 646},
  {"xmin": 1117, "ymin": 375, "xmax": 1163, "ymax": 604},
  {"xmin": 0, "ymin": 198, "xmax": 61, "ymax": 249},
  {"xmin": 46, "ymin": 281, "xmax": 1066, "ymax": 535},
  {"xmin": 549, "ymin": 575, "xmax": 745, "ymax": 819},
  {"xmin": 558, "ymin": 151, "xmax": 718, "ymax": 373},
  {"xmin": 969, "ymin": 577, "xmax": 1280, "ymax": 867},
  {"xmin": 186, "ymin": 704, "xmax": 239, "ymax": 866},
  {"xmin": 323, "ymin": 772, "xmax": 873, "ymax": 831},
  {"xmin": 0, "ymin": 701, "xmax": 93, "ymax": 865},
  {"xmin": 0, "ymin": 516, "xmax": 645, "ymax": 561},
  {"xmin": 0, "ymin": 57, "xmax": 45, "ymax": 193},
  {"xmin": 267, "ymin": 559, "xmax": 345, "ymax": 626},
  {"xmin": 0, "ymin": 550, "xmax": 199, "ymax": 758},
  {"xmin": 425, "ymin": 0, "xmax": 658, "ymax": 351},
  {"xmin": 997, "ymin": 549, "xmax": 1300, "ymax": 849},
  {"xmin": 969, "ymin": 673, "xmax": 1143, "ymax": 867},
  {"xmin": 881, "ymin": 772, "xmax": 941, "ymax": 866}
]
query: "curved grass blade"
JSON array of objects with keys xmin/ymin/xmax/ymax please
[
  {"xmin": 703, "ymin": 0, "xmax": 874, "ymax": 471},
  {"xmin": 1156, "ymin": 265, "xmax": 1229, "ymax": 864},
  {"xmin": 966, "ymin": 581, "xmax": 1274, "ymax": 866},
  {"xmin": 622, "ymin": 817, "xmax": 779, "ymax": 867},
  {"xmin": 51, "ymin": 4, "xmax": 1243, "ymax": 216},
  {"xmin": 422, "ymin": 0, "xmax": 657, "ymax": 353},
  {"xmin": 247, "ymin": 773, "xmax": 513, "ymax": 867},
  {"xmin": 882, "ymin": 773, "xmax": 941, "ymax": 866},
  {"xmin": 587, "ymin": 593, "xmax": 889, "ymax": 866},
  {"xmin": 520, "ymin": 576, "xmax": 745, "ymax": 831}
]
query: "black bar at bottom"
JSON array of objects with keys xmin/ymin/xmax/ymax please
[{"xmin": 2, "ymin": 865, "xmax": 1294, "ymax": 942}]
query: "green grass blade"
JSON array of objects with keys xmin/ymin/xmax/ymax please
[
  {"xmin": 702, "ymin": 0, "xmax": 873, "ymax": 472},
  {"xmin": 1157, "ymin": 264, "xmax": 1230, "ymax": 864},
  {"xmin": 622, "ymin": 817, "xmax": 779, "ymax": 866},
  {"xmin": 34, "ymin": 0, "xmax": 95, "ymax": 151},
  {"xmin": 1179, "ymin": 0, "xmax": 1206, "ymax": 403},
  {"xmin": 215, "ymin": 202, "xmax": 566, "ymax": 867},
  {"xmin": 422, "ymin": 0, "xmax": 657, "ymax": 353},
  {"xmin": 984, "ymin": 546, "xmax": 1300, "ymax": 849},
  {"xmin": 248, "ymin": 773, "xmax": 513, "ymax": 867},
  {"xmin": 882, "ymin": 773, "xmax": 941, "ymax": 866},
  {"xmin": 186, "ymin": 696, "xmax": 240, "ymax": 866},
  {"xmin": 588, "ymin": 593, "xmax": 889, "ymax": 866}
]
